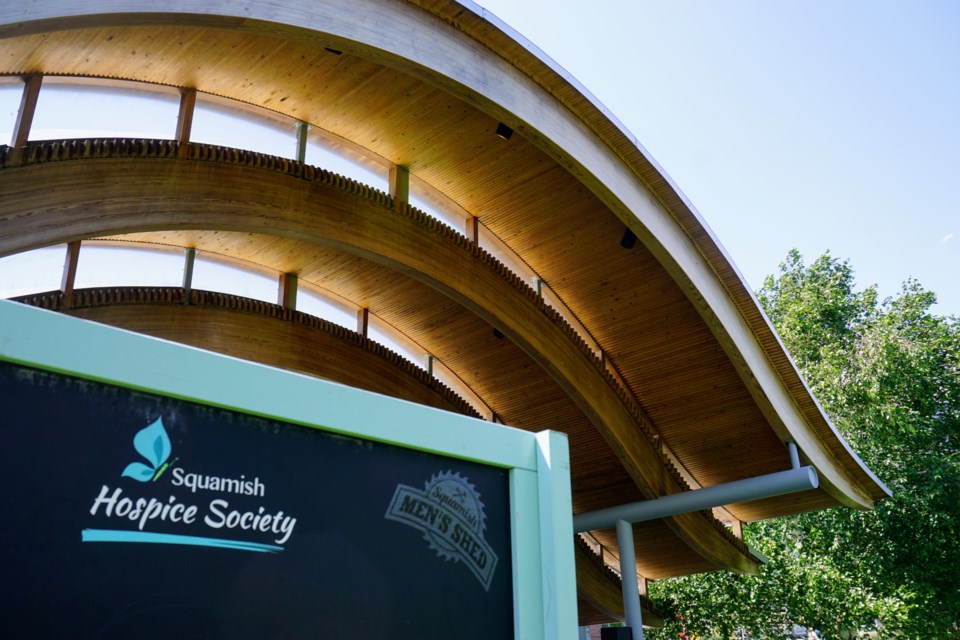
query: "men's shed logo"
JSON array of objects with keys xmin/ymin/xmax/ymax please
[
  {"xmin": 81, "ymin": 417, "xmax": 298, "ymax": 553},
  {"xmin": 385, "ymin": 471, "xmax": 498, "ymax": 590}
]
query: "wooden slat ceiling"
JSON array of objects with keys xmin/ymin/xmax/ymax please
[
  {"xmin": 0, "ymin": 0, "xmax": 888, "ymax": 581},
  {"xmin": 0, "ymin": 24, "xmax": 832, "ymax": 511},
  {"xmin": 110, "ymin": 233, "xmax": 648, "ymax": 511}
]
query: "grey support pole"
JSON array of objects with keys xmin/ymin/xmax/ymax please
[
  {"xmin": 575, "ymin": 448, "xmax": 817, "ymax": 640},
  {"xmin": 176, "ymin": 88, "xmax": 196, "ymax": 159},
  {"xmin": 787, "ymin": 441, "xmax": 800, "ymax": 470},
  {"xmin": 616, "ymin": 519, "xmax": 645, "ymax": 639},
  {"xmin": 295, "ymin": 121, "xmax": 309, "ymax": 165},
  {"xmin": 574, "ymin": 466, "xmax": 818, "ymax": 533},
  {"xmin": 182, "ymin": 248, "xmax": 196, "ymax": 305}
]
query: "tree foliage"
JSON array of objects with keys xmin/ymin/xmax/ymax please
[{"xmin": 648, "ymin": 250, "xmax": 960, "ymax": 639}]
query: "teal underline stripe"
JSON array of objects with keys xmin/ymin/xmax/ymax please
[{"xmin": 81, "ymin": 529, "xmax": 283, "ymax": 553}]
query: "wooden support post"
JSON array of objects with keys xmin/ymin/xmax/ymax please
[
  {"xmin": 390, "ymin": 164, "xmax": 409, "ymax": 212},
  {"xmin": 60, "ymin": 240, "xmax": 81, "ymax": 309},
  {"xmin": 176, "ymin": 88, "xmax": 197, "ymax": 158},
  {"xmin": 10, "ymin": 75, "xmax": 43, "ymax": 165},
  {"xmin": 356, "ymin": 307, "xmax": 369, "ymax": 337},
  {"xmin": 278, "ymin": 272, "xmax": 298, "ymax": 310},
  {"xmin": 182, "ymin": 248, "xmax": 196, "ymax": 305},
  {"xmin": 730, "ymin": 519, "xmax": 743, "ymax": 539},
  {"xmin": 465, "ymin": 216, "xmax": 479, "ymax": 244}
]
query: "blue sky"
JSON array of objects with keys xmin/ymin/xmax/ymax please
[{"xmin": 475, "ymin": 0, "xmax": 959, "ymax": 317}]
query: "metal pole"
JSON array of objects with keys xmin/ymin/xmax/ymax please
[
  {"xmin": 295, "ymin": 121, "xmax": 309, "ymax": 165},
  {"xmin": 574, "ymin": 466, "xmax": 818, "ymax": 533},
  {"xmin": 787, "ymin": 441, "xmax": 800, "ymax": 470},
  {"xmin": 616, "ymin": 519, "xmax": 645, "ymax": 639},
  {"xmin": 182, "ymin": 248, "xmax": 196, "ymax": 305}
]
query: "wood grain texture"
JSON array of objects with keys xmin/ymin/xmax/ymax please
[
  {"xmin": 17, "ymin": 287, "xmax": 479, "ymax": 416},
  {"xmin": 575, "ymin": 537, "xmax": 665, "ymax": 627},
  {"xmin": 1, "ymin": 145, "xmax": 760, "ymax": 575},
  {"xmin": 0, "ymin": 0, "xmax": 888, "ymax": 586}
]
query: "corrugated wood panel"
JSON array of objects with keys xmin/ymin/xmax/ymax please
[
  {"xmin": 413, "ymin": 2, "xmax": 886, "ymax": 502},
  {"xmin": 63, "ymin": 300, "xmax": 473, "ymax": 415},
  {"xmin": 462, "ymin": 147, "xmax": 796, "ymax": 493}
]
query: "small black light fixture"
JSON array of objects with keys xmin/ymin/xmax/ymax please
[
  {"xmin": 619, "ymin": 227, "xmax": 637, "ymax": 249},
  {"xmin": 495, "ymin": 122, "xmax": 514, "ymax": 140},
  {"xmin": 492, "ymin": 328, "xmax": 505, "ymax": 339}
]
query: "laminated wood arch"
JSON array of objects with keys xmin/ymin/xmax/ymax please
[
  {"xmin": 0, "ymin": 0, "xmax": 887, "ymax": 514},
  {"xmin": 15, "ymin": 286, "xmax": 482, "ymax": 418},
  {"xmin": 0, "ymin": 141, "xmax": 759, "ymax": 574}
]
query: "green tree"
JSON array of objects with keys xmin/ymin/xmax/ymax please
[{"xmin": 648, "ymin": 250, "xmax": 960, "ymax": 639}]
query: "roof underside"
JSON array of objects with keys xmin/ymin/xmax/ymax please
[{"xmin": 0, "ymin": 0, "xmax": 887, "ymax": 596}]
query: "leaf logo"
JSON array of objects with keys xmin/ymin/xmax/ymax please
[{"xmin": 121, "ymin": 417, "xmax": 178, "ymax": 482}]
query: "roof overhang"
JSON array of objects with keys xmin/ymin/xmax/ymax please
[{"xmin": 0, "ymin": 0, "xmax": 888, "ymax": 600}]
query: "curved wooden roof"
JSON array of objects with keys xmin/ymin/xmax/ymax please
[{"xmin": 0, "ymin": 0, "xmax": 888, "ymax": 622}]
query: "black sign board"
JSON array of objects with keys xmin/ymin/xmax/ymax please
[{"xmin": 2, "ymin": 362, "xmax": 514, "ymax": 639}]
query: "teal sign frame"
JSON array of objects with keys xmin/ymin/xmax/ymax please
[{"xmin": 0, "ymin": 300, "xmax": 578, "ymax": 639}]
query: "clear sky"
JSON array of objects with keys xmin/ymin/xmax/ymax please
[{"xmin": 474, "ymin": 0, "xmax": 959, "ymax": 317}]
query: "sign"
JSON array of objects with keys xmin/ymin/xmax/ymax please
[{"xmin": 2, "ymin": 361, "xmax": 514, "ymax": 639}]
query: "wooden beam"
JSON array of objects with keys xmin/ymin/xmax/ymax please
[
  {"xmin": 175, "ymin": 88, "xmax": 196, "ymax": 158},
  {"xmin": 730, "ymin": 519, "xmax": 743, "ymax": 539},
  {"xmin": 356, "ymin": 306, "xmax": 369, "ymax": 337},
  {"xmin": 9, "ymin": 75, "xmax": 42, "ymax": 165},
  {"xmin": 389, "ymin": 164, "xmax": 409, "ymax": 212},
  {"xmin": 60, "ymin": 240, "xmax": 81, "ymax": 309},
  {"xmin": 465, "ymin": 216, "xmax": 479, "ymax": 244},
  {"xmin": 278, "ymin": 272, "xmax": 298, "ymax": 309},
  {"xmin": 10, "ymin": 74, "xmax": 42, "ymax": 147}
]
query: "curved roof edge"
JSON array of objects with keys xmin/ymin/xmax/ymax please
[
  {"xmin": 0, "ymin": 0, "xmax": 888, "ymax": 505},
  {"xmin": 432, "ymin": 0, "xmax": 889, "ymax": 504}
]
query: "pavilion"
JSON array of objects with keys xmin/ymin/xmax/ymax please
[{"xmin": 0, "ymin": 0, "xmax": 888, "ymax": 631}]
